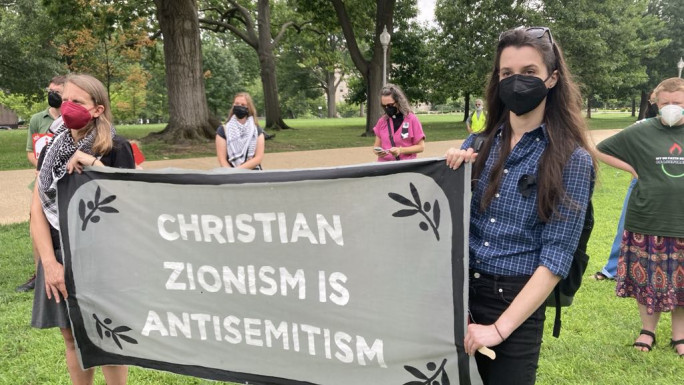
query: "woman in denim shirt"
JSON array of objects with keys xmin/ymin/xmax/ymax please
[{"xmin": 445, "ymin": 27, "xmax": 596, "ymax": 384}]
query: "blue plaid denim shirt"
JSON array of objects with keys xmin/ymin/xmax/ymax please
[{"xmin": 462, "ymin": 124, "xmax": 595, "ymax": 278}]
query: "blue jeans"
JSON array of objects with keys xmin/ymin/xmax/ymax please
[
  {"xmin": 601, "ymin": 178, "xmax": 636, "ymax": 278},
  {"xmin": 469, "ymin": 271, "xmax": 545, "ymax": 385}
]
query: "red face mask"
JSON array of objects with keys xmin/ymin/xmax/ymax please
[{"xmin": 60, "ymin": 101, "xmax": 94, "ymax": 130}]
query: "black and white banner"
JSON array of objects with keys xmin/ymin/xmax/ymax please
[{"xmin": 57, "ymin": 159, "xmax": 477, "ymax": 384}]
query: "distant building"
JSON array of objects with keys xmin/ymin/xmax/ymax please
[{"xmin": 0, "ymin": 104, "xmax": 19, "ymax": 129}]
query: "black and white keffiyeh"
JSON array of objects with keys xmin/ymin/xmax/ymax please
[
  {"xmin": 225, "ymin": 115, "xmax": 258, "ymax": 167},
  {"xmin": 37, "ymin": 124, "xmax": 113, "ymax": 229}
]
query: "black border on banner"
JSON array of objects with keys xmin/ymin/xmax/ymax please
[{"xmin": 57, "ymin": 158, "xmax": 472, "ymax": 385}]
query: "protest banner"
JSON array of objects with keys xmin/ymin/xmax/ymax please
[{"xmin": 57, "ymin": 158, "xmax": 478, "ymax": 384}]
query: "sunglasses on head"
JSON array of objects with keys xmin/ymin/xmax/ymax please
[{"xmin": 499, "ymin": 26, "xmax": 554, "ymax": 46}]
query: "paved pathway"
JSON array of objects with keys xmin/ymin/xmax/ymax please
[{"xmin": 0, "ymin": 130, "xmax": 620, "ymax": 225}]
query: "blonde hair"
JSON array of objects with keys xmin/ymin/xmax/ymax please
[
  {"xmin": 654, "ymin": 77, "xmax": 684, "ymax": 102},
  {"xmin": 228, "ymin": 92, "xmax": 259, "ymax": 126},
  {"xmin": 65, "ymin": 74, "xmax": 113, "ymax": 155}
]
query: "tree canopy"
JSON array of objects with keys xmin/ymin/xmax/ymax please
[{"xmin": 0, "ymin": 0, "xmax": 679, "ymax": 140}]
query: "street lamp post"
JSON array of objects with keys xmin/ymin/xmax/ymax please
[
  {"xmin": 678, "ymin": 57, "xmax": 684, "ymax": 78},
  {"xmin": 379, "ymin": 26, "xmax": 391, "ymax": 86}
]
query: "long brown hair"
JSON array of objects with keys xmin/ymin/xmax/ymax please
[
  {"xmin": 380, "ymin": 83, "xmax": 412, "ymax": 115},
  {"xmin": 66, "ymin": 74, "xmax": 114, "ymax": 155},
  {"xmin": 473, "ymin": 28, "xmax": 596, "ymax": 221}
]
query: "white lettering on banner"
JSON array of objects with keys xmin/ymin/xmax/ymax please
[
  {"xmin": 163, "ymin": 263, "xmax": 349, "ymax": 305},
  {"xmin": 157, "ymin": 213, "xmax": 344, "ymax": 246},
  {"xmin": 140, "ymin": 310, "xmax": 387, "ymax": 368}
]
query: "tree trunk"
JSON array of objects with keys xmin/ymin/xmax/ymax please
[
  {"xmin": 463, "ymin": 92, "xmax": 470, "ymax": 122},
  {"xmin": 326, "ymin": 71, "xmax": 337, "ymax": 118},
  {"xmin": 257, "ymin": 0, "xmax": 289, "ymax": 131},
  {"xmin": 258, "ymin": 48, "xmax": 289, "ymax": 130},
  {"xmin": 365, "ymin": 61, "xmax": 385, "ymax": 136},
  {"xmin": 631, "ymin": 97, "xmax": 636, "ymax": 117},
  {"xmin": 331, "ymin": 0, "xmax": 395, "ymax": 136},
  {"xmin": 586, "ymin": 97, "xmax": 592, "ymax": 119},
  {"xmin": 637, "ymin": 89, "xmax": 649, "ymax": 120},
  {"xmin": 151, "ymin": 0, "xmax": 218, "ymax": 142}
]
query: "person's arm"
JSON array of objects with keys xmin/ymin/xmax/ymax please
[
  {"xmin": 30, "ymin": 184, "xmax": 67, "ymax": 302},
  {"xmin": 26, "ymin": 116, "xmax": 38, "ymax": 167},
  {"xmin": 215, "ymin": 135, "xmax": 230, "ymax": 167},
  {"xmin": 66, "ymin": 149, "xmax": 100, "ymax": 174},
  {"xmin": 27, "ymin": 152, "xmax": 38, "ymax": 167},
  {"xmin": 445, "ymin": 134, "xmax": 479, "ymax": 169},
  {"xmin": 388, "ymin": 139, "xmax": 425, "ymax": 157},
  {"xmin": 464, "ymin": 265, "xmax": 559, "ymax": 354},
  {"xmin": 238, "ymin": 134, "xmax": 265, "ymax": 169},
  {"xmin": 597, "ymin": 151, "xmax": 637, "ymax": 178}
]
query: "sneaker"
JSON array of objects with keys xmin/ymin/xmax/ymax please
[{"xmin": 15, "ymin": 274, "xmax": 36, "ymax": 292}]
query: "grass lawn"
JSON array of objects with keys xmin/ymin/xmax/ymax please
[
  {"xmin": 0, "ymin": 162, "xmax": 681, "ymax": 384},
  {"xmin": 0, "ymin": 112, "xmax": 637, "ymax": 171}
]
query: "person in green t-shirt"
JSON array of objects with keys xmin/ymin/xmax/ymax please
[{"xmin": 597, "ymin": 77, "xmax": 684, "ymax": 357}]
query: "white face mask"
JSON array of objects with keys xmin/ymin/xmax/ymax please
[{"xmin": 660, "ymin": 104, "xmax": 684, "ymax": 127}]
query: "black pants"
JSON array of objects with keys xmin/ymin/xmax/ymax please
[{"xmin": 469, "ymin": 271, "xmax": 546, "ymax": 385}]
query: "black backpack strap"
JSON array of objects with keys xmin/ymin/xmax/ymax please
[
  {"xmin": 386, "ymin": 118, "xmax": 400, "ymax": 161},
  {"xmin": 552, "ymin": 286, "xmax": 561, "ymax": 338}
]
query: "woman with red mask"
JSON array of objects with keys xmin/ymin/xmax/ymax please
[{"xmin": 31, "ymin": 73, "xmax": 134, "ymax": 384}]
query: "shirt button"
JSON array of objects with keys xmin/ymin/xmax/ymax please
[
  {"xmin": 474, "ymin": 272, "xmax": 481, "ymax": 278},
  {"xmin": 503, "ymin": 169, "xmax": 509, "ymax": 174},
  {"xmin": 490, "ymin": 218, "xmax": 496, "ymax": 223},
  {"xmin": 536, "ymin": 138, "xmax": 540, "ymax": 142},
  {"xmin": 498, "ymin": 288, "xmax": 503, "ymax": 293},
  {"xmin": 495, "ymin": 193, "xmax": 500, "ymax": 198},
  {"xmin": 484, "ymin": 242, "xmax": 490, "ymax": 246}
]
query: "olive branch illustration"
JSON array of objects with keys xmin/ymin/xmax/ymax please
[
  {"xmin": 388, "ymin": 183, "xmax": 441, "ymax": 240},
  {"xmin": 93, "ymin": 313, "xmax": 138, "ymax": 350},
  {"xmin": 79, "ymin": 186, "xmax": 118, "ymax": 231},
  {"xmin": 403, "ymin": 358, "xmax": 450, "ymax": 385}
]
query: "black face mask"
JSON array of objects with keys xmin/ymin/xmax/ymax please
[
  {"xmin": 384, "ymin": 105, "xmax": 398, "ymax": 117},
  {"xmin": 499, "ymin": 74, "xmax": 550, "ymax": 116},
  {"xmin": 233, "ymin": 105, "xmax": 249, "ymax": 119},
  {"xmin": 47, "ymin": 91, "xmax": 62, "ymax": 108}
]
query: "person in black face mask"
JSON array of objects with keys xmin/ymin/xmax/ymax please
[
  {"xmin": 445, "ymin": 27, "xmax": 596, "ymax": 384},
  {"xmin": 15, "ymin": 75, "xmax": 67, "ymax": 294},
  {"xmin": 215, "ymin": 92, "xmax": 265, "ymax": 170},
  {"xmin": 372, "ymin": 83, "xmax": 425, "ymax": 161}
]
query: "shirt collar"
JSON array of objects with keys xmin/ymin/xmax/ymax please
[{"xmin": 495, "ymin": 122, "xmax": 548, "ymax": 142}]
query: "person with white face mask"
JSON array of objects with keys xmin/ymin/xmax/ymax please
[{"xmin": 596, "ymin": 77, "xmax": 684, "ymax": 357}]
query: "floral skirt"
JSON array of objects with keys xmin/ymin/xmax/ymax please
[{"xmin": 615, "ymin": 231, "xmax": 684, "ymax": 314}]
